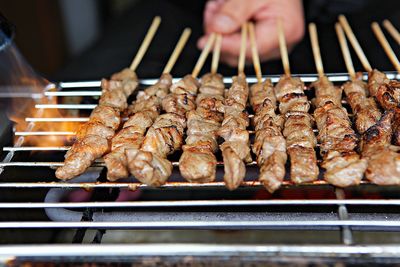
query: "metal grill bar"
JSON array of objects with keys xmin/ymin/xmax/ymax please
[
  {"xmin": 25, "ymin": 118, "xmax": 89, "ymax": 122},
  {"xmin": 35, "ymin": 104, "xmax": 97, "ymax": 109},
  {"xmin": 0, "ymin": 220, "xmax": 399, "ymax": 229},
  {"xmin": 14, "ymin": 131, "xmax": 75, "ymax": 136},
  {"xmin": 3, "ymin": 147, "xmax": 69, "ymax": 151},
  {"xmin": 0, "ymin": 180, "xmax": 371, "ymax": 189},
  {"xmin": 0, "ymin": 199, "xmax": 399, "ymax": 208},
  {"xmin": 44, "ymin": 91, "xmax": 102, "ymax": 96},
  {"xmin": 2, "ymin": 244, "xmax": 400, "ymax": 258},
  {"xmin": 0, "ymin": 161, "xmax": 257, "ymax": 167}
]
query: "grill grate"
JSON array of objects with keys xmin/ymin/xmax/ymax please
[{"xmin": 1, "ymin": 72, "xmax": 400, "ymax": 249}]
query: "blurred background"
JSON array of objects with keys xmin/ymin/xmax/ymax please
[{"xmin": 1, "ymin": 0, "xmax": 399, "ymax": 82}]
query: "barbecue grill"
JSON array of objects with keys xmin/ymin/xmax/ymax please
[{"xmin": 2, "ymin": 72, "xmax": 400, "ymax": 265}]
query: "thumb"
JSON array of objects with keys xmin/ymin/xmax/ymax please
[{"xmin": 209, "ymin": 0, "xmax": 264, "ymax": 34}]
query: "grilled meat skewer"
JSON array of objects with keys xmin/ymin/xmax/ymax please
[
  {"xmin": 179, "ymin": 73, "xmax": 225, "ymax": 183},
  {"xmin": 343, "ymin": 78, "xmax": 381, "ymax": 134},
  {"xmin": 56, "ymin": 69, "xmax": 138, "ymax": 180},
  {"xmin": 104, "ymin": 74, "xmax": 172, "ymax": 181},
  {"xmin": 274, "ymin": 75, "xmax": 319, "ymax": 184},
  {"xmin": 218, "ymin": 73, "xmax": 252, "ymax": 190},
  {"xmin": 127, "ymin": 75, "xmax": 200, "ymax": 186},
  {"xmin": 250, "ymin": 79, "xmax": 286, "ymax": 192},
  {"xmin": 311, "ymin": 76, "xmax": 367, "ymax": 187}
]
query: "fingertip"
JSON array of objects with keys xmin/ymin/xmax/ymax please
[
  {"xmin": 197, "ymin": 36, "xmax": 207, "ymax": 50},
  {"xmin": 210, "ymin": 14, "xmax": 238, "ymax": 34}
]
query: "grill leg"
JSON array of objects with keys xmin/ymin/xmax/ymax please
[{"xmin": 335, "ymin": 188, "xmax": 353, "ymax": 245}]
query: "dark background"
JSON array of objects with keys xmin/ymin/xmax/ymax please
[{"xmin": 1, "ymin": 0, "xmax": 399, "ymax": 81}]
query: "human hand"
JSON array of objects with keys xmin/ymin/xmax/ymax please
[{"xmin": 198, "ymin": 0, "xmax": 305, "ymax": 66}]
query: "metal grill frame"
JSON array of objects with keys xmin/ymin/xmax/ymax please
[{"xmin": 1, "ymin": 72, "xmax": 400, "ymax": 252}]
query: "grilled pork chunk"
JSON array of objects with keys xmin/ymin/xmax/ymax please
[
  {"xmin": 218, "ymin": 73, "xmax": 252, "ymax": 190},
  {"xmin": 179, "ymin": 73, "xmax": 225, "ymax": 183},
  {"xmin": 250, "ymin": 79, "xmax": 287, "ymax": 193},
  {"xmin": 275, "ymin": 75, "xmax": 319, "ymax": 184},
  {"xmin": 104, "ymin": 73, "xmax": 172, "ymax": 181},
  {"xmin": 127, "ymin": 75, "xmax": 200, "ymax": 186},
  {"xmin": 56, "ymin": 68, "xmax": 138, "ymax": 180},
  {"xmin": 311, "ymin": 76, "xmax": 366, "ymax": 187}
]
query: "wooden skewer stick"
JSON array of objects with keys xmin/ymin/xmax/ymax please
[
  {"xmin": 130, "ymin": 16, "xmax": 162, "ymax": 72},
  {"xmin": 211, "ymin": 34, "xmax": 222, "ymax": 74},
  {"xmin": 248, "ymin": 22, "xmax": 262, "ymax": 83},
  {"xmin": 277, "ymin": 18, "xmax": 291, "ymax": 76},
  {"xmin": 383, "ymin": 19, "xmax": 400, "ymax": 45},
  {"xmin": 338, "ymin": 15, "xmax": 372, "ymax": 72},
  {"xmin": 371, "ymin": 22, "xmax": 400, "ymax": 73},
  {"xmin": 162, "ymin": 28, "xmax": 191, "ymax": 74},
  {"xmin": 192, "ymin": 33, "xmax": 216, "ymax": 78},
  {"xmin": 238, "ymin": 24, "xmax": 248, "ymax": 74},
  {"xmin": 335, "ymin": 23, "xmax": 356, "ymax": 80},
  {"xmin": 309, "ymin": 23, "xmax": 325, "ymax": 78}
]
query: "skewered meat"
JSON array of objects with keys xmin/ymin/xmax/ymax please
[
  {"xmin": 127, "ymin": 75, "xmax": 200, "ymax": 186},
  {"xmin": 361, "ymin": 111, "xmax": 400, "ymax": 184},
  {"xmin": 218, "ymin": 73, "xmax": 252, "ymax": 190},
  {"xmin": 367, "ymin": 69, "xmax": 390, "ymax": 99},
  {"xmin": 56, "ymin": 68, "xmax": 138, "ymax": 180},
  {"xmin": 179, "ymin": 73, "xmax": 225, "ymax": 183},
  {"xmin": 368, "ymin": 70, "xmax": 400, "ymax": 147},
  {"xmin": 311, "ymin": 76, "xmax": 366, "ymax": 187},
  {"xmin": 275, "ymin": 75, "xmax": 319, "ymax": 184},
  {"xmin": 250, "ymin": 79, "xmax": 287, "ymax": 193},
  {"xmin": 104, "ymin": 73, "xmax": 172, "ymax": 181},
  {"xmin": 343, "ymin": 79, "xmax": 381, "ymax": 134}
]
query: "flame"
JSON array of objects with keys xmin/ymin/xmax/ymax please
[
  {"xmin": 2, "ymin": 43, "xmax": 80, "ymax": 147},
  {"xmin": 10, "ymin": 91, "xmax": 80, "ymax": 147}
]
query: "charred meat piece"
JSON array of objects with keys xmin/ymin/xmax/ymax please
[
  {"xmin": 361, "ymin": 111, "xmax": 400, "ymax": 184},
  {"xmin": 343, "ymin": 79, "xmax": 381, "ymax": 134}
]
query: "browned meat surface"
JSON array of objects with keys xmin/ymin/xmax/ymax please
[
  {"xmin": 311, "ymin": 76, "xmax": 365, "ymax": 187},
  {"xmin": 275, "ymin": 75, "xmax": 318, "ymax": 183},
  {"xmin": 368, "ymin": 69, "xmax": 389, "ymax": 98},
  {"xmin": 360, "ymin": 112, "xmax": 400, "ymax": 184},
  {"xmin": 343, "ymin": 79, "xmax": 381, "ymax": 134},
  {"xmin": 250, "ymin": 80, "xmax": 287, "ymax": 192},
  {"xmin": 55, "ymin": 135, "xmax": 109, "ymax": 180},
  {"xmin": 56, "ymin": 68, "xmax": 139, "ymax": 180},
  {"xmin": 104, "ymin": 75, "xmax": 172, "ymax": 181},
  {"xmin": 179, "ymin": 73, "xmax": 224, "ymax": 183},
  {"xmin": 76, "ymin": 122, "xmax": 115, "ymax": 141},
  {"xmin": 127, "ymin": 76, "xmax": 200, "ymax": 186},
  {"xmin": 89, "ymin": 106, "xmax": 121, "ymax": 129},
  {"xmin": 218, "ymin": 73, "xmax": 251, "ymax": 190},
  {"xmin": 128, "ymin": 113, "xmax": 187, "ymax": 186}
]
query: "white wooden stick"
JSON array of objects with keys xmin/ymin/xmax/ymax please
[
  {"xmin": 335, "ymin": 23, "xmax": 356, "ymax": 80},
  {"xmin": 163, "ymin": 28, "xmax": 191, "ymax": 74},
  {"xmin": 383, "ymin": 19, "xmax": 400, "ymax": 45},
  {"xmin": 238, "ymin": 24, "xmax": 248, "ymax": 74},
  {"xmin": 211, "ymin": 34, "xmax": 222, "ymax": 74},
  {"xmin": 248, "ymin": 22, "xmax": 262, "ymax": 83},
  {"xmin": 130, "ymin": 16, "xmax": 161, "ymax": 71},
  {"xmin": 371, "ymin": 22, "xmax": 400, "ymax": 73},
  {"xmin": 309, "ymin": 23, "xmax": 325, "ymax": 78},
  {"xmin": 277, "ymin": 18, "xmax": 291, "ymax": 76},
  {"xmin": 338, "ymin": 15, "xmax": 372, "ymax": 72},
  {"xmin": 192, "ymin": 33, "xmax": 216, "ymax": 78}
]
